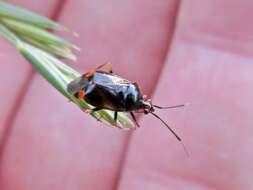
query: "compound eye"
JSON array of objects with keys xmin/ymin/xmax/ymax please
[{"xmin": 144, "ymin": 109, "xmax": 149, "ymax": 114}]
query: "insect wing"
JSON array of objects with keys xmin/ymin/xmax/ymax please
[
  {"xmin": 93, "ymin": 72, "xmax": 131, "ymax": 88},
  {"xmin": 94, "ymin": 74, "xmax": 131, "ymax": 98},
  {"xmin": 67, "ymin": 76, "xmax": 89, "ymax": 94}
]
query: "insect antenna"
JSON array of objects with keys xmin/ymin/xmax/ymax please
[
  {"xmin": 153, "ymin": 103, "xmax": 188, "ymax": 109},
  {"xmin": 150, "ymin": 112, "xmax": 190, "ymax": 157},
  {"xmin": 150, "ymin": 112, "xmax": 181, "ymax": 141}
]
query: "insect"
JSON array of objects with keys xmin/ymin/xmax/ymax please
[{"xmin": 67, "ymin": 63, "xmax": 186, "ymax": 143}]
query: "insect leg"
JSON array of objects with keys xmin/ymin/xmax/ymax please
[
  {"xmin": 114, "ymin": 111, "xmax": 118, "ymax": 122},
  {"xmin": 92, "ymin": 107, "xmax": 102, "ymax": 112},
  {"xmin": 130, "ymin": 112, "xmax": 140, "ymax": 128},
  {"xmin": 87, "ymin": 107, "xmax": 102, "ymax": 121},
  {"xmin": 95, "ymin": 62, "xmax": 113, "ymax": 73}
]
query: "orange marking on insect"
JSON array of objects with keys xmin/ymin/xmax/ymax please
[
  {"xmin": 95, "ymin": 62, "xmax": 113, "ymax": 73},
  {"xmin": 84, "ymin": 69, "xmax": 95, "ymax": 79},
  {"xmin": 77, "ymin": 90, "xmax": 86, "ymax": 100}
]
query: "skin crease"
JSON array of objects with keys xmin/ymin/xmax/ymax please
[{"xmin": 0, "ymin": 0, "xmax": 253, "ymax": 190}]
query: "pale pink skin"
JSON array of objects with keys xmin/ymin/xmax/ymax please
[{"xmin": 0, "ymin": 0, "xmax": 253, "ymax": 189}]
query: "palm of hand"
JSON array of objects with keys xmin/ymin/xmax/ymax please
[{"xmin": 0, "ymin": 0, "xmax": 252, "ymax": 189}]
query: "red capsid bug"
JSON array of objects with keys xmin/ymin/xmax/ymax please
[{"xmin": 67, "ymin": 63, "xmax": 188, "ymax": 150}]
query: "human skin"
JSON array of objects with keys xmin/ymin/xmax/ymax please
[{"xmin": 0, "ymin": 0, "xmax": 253, "ymax": 189}]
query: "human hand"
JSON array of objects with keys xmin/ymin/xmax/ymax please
[{"xmin": 1, "ymin": 0, "xmax": 252, "ymax": 189}]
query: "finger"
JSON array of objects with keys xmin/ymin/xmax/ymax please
[
  {"xmin": 117, "ymin": 0, "xmax": 253, "ymax": 189},
  {"xmin": 0, "ymin": 0, "xmax": 179, "ymax": 189},
  {"xmin": 61, "ymin": 0, "xmax": 179, "ymax": 95}
]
